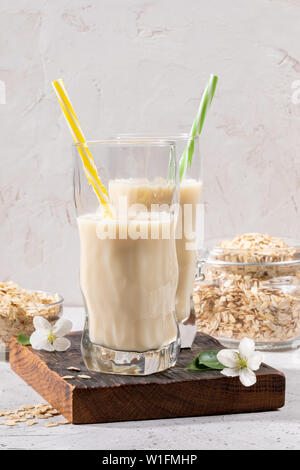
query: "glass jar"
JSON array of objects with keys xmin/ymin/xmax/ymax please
[
  {"xmin": 0, "ymin": 283, "xmax": 63, "ymax": 361},
  {"xmin": 194, "ymin": 239, "xmax": 300, "ymax": 350}
]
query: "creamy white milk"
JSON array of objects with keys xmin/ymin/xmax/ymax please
[
  {"xmin": 108, "ymin": 178, "xmax": 202, "ymax": 323},
  {"xmin": 78, "ymin": 212, "xmax": 178, "ymax": 352},
  {"xmin": 175, "ymin": 180, "xmax": 203, "ymax": 322},
  {"xmin": 109, "ymin": 178, "xmax": 175, "ymax": 214},
  {"xmin": 109, "ymin": 179, "xmax": 202, "ymax": 322}
]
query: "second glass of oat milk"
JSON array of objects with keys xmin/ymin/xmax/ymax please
[{"xmin": 117, "ymin": 134, "xmax": 203, "ymax": 348}]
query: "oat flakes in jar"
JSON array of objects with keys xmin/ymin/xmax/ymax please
[
  {"xmin": 194, "ymin": 233, "xmax": 300, "ymax": 350},
  {"xmin": 0, "ymin": 281, "xmax": 63, "ymax": 360}
]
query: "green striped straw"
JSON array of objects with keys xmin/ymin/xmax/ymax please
[{"xmin": 179, "ymin": 74, "xmax": 218, "ymax": 181}]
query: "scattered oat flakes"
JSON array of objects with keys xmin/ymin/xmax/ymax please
[
  {"xmin": 62, "ymin": 375, "xmax": 75, "ymax": 380},
  {"xmin": 45, "ymin": 422, "xmax": 58, "ymax": 428},
  {"xmin": 26, "ymin": 420, "xmax": 38, "ymax": 426},
  {"xmin": 78, "ymin": 374, "xmax": 91, "ymax": 379},
  {"xmin": 57, "ymin": 420, "xmax": 70, "ymax": 425},
  {"xmin": 0, "ymin": 403, "xmax": 63, "ymax": 427},
  {"xmin": 5, "ymin": 420, "xmax": 16, "ymax": 426},
  {"xmin": 67, "ymin": 366, "xmax": 81, "ymax": 372}
]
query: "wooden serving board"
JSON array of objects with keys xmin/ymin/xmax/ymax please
[{"xmin": 10, "ymin": 332, "xmax": 285, "ymax": 424}]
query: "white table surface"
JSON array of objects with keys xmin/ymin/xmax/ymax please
[{"xmin": 1, "ymin": 307, "xmax": 300, "ymax": 450}]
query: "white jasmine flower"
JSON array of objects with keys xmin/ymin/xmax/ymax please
[
  {"xmin": 30, "ymin": 316, "xmax": 72, "ymax": 352},
  {"xmin": 217, "ymin": 338, "xmax": 263, "ymax": 387}
]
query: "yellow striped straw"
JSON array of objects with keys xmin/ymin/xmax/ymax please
[{"xmin": 52, "ymin": 78, "xmax": 112, "ymax": 217}]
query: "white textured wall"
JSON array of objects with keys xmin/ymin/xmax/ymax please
[{"xmin": 1, "ymin": 0, "xmax": 300, "ymax": 304}]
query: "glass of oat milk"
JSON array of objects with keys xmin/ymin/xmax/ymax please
[
  {"xmin": 174, "ymin": 135, "xmax": 202, "ymax": 348},
  {"xmin": 117, "ymin": 134, "xmax": 203, "ymax": 348},
  {"xmin": 74, "ymin": 139, "xmax": 180, "ymax": 375}
]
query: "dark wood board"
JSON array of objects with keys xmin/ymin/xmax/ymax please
[{"xmin": 9, "ymin": 332, "xmax": 285, "ymax": 424}]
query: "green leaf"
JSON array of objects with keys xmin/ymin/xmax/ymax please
[
  {"xmin": 186, "ymin": 350, "xmax": 225, "ymax": 371},
  {"xmin": 186, "ymin": 357, "xmax": 210, "ymax": 371},
  {"xmin": 17, "ymin": 333, "xmax": 31, "ymax": 346},
  {"xmin": 197, "ymin": 350, "xmax": 224, "ymax": 370}
]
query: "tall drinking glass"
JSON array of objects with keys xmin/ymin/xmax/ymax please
[
  {"xmin": 174, "ymin": 135, "xmax": 202, "ymax": 348},
  {"xmin": 117, "ymin": 134, "xmax": 203, "ymax": 348},
  {"xmin": 73, "ymin": 139, "xmax": 180, "ymax": 375}
]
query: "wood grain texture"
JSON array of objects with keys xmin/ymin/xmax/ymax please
[{"xmin": 10, "ymin": 332, "xmax": 285, "ymax": 424}]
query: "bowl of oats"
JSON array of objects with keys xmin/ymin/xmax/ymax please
[
  {"xmin": 0, "ymin": 281, "xmax": 63, "ymax": 358},
  {"xmin": 194, "ymin": 233, "xmax": 300, "ymax": 350}
]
